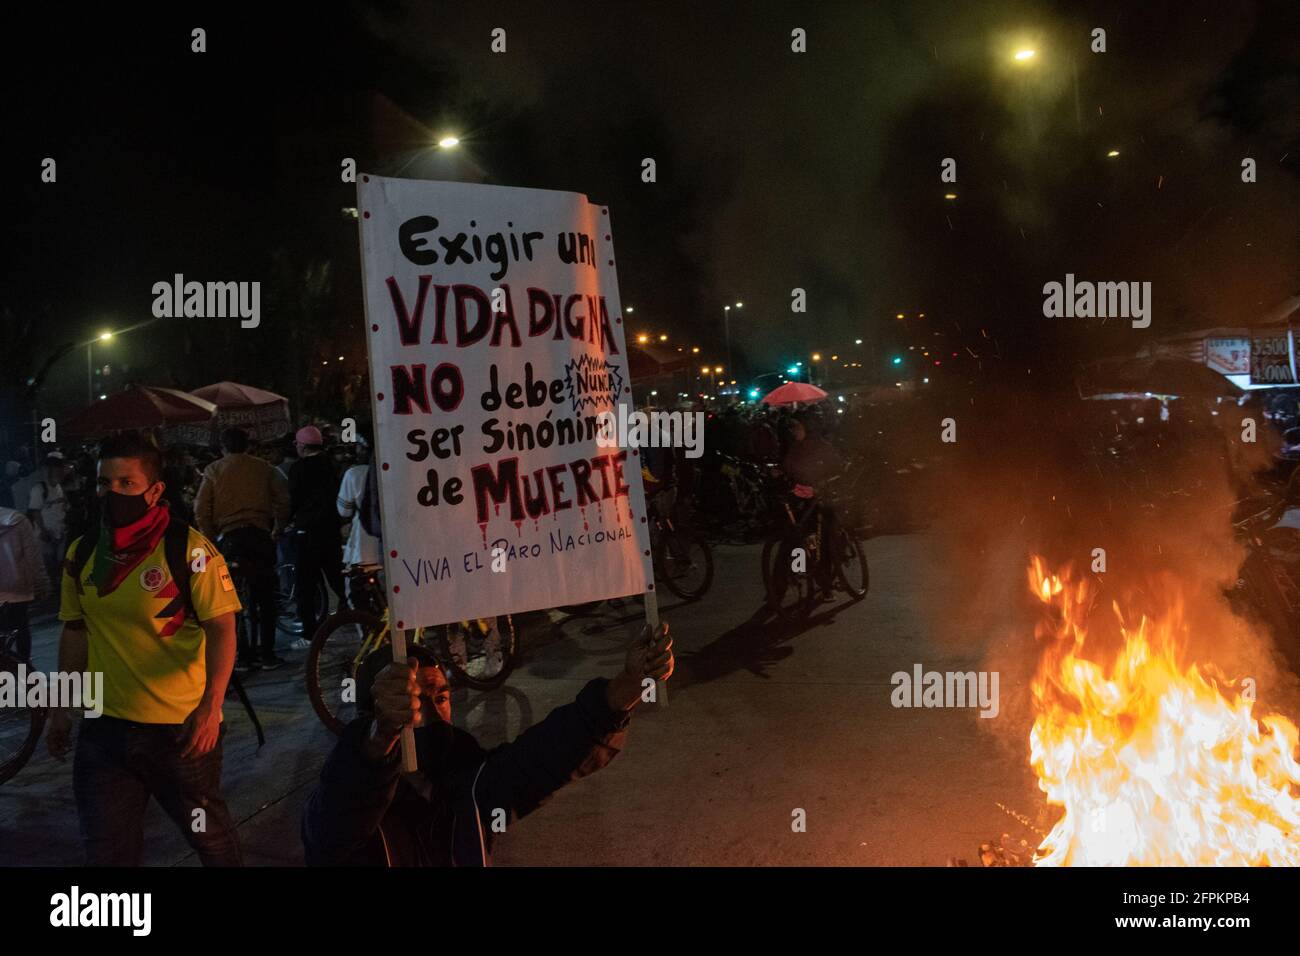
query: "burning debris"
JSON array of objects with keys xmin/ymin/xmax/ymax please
[{"xmin": 1026, "ymin": 557, "xmax": 1300, "ymax": 866}]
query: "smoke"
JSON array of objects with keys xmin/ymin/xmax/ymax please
[
  {"xmin": 912, "ymin": 373, "xmax": 1300, "ymax": 755},
  {"xmin": 360, "ymin": 0, "xmax": 1300, "ymax": 373}
]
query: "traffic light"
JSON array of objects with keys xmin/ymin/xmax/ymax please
[{"xmin": 891, "ymin": 355, "xmax": 902, "ymax": 366}]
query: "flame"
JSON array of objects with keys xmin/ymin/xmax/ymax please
[{"xmin": 1027, "ymin": 556, "xmax": 1300, "ymax": 866}]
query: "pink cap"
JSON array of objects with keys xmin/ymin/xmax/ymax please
[{"xmin": 295, "ymin": 425, "xmax": 324, "ymax": 446}]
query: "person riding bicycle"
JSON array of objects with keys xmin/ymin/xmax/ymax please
[
  {"xmin": 195, "ymin": 427, "xmax": 291, "ymax": 671},
  {"xmin": 781, "ymin": 413, "xmax": 844, "ymax": 598},
  {"xmin": 301, "ymin": 622, "xmax": 674, "ymax": 866}
]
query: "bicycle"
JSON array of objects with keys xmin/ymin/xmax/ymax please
[
  {"xmin": 696, "ymin": 454, "xmax": 775, "ymax": 543},
  {"xmin": 761, "ymin": 474, "xmax": 869, "ymax": 621},
  {"xmin": 0, "ymin": 607, "xmax": 45, "ymax": 785},
  {"xmin": 274, "ymin": 561, "xmax": 329, "ymax": 637},
  {"xmin": 557, "ymin": 481, "xmax": 713, "ymax": 613},
  {"xmin": 305, "ymin": 566, "xmax": 521, "ymax": 735}
]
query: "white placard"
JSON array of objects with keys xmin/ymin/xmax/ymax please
[{"xmin": 357, "ymin": 175, "xmax": 652, "ymax": 629}]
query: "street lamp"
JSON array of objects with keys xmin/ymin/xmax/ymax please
[
  {"xmin": 88, "ymin": 330, "xmax": 113, "ymax": 404},
  {"xmin": 723, "ymin": 301, "xmax": 743, "ymax": 376},
  {"xmin": 437, "ymin": 135, "xmax": 460, "ymax": 149}
]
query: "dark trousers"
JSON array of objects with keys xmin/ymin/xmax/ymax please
[
  {"xmin": 219, "ymin": 526, "xmax": 279, "ymax": 661},
  {"xmin": 294, "ymin": 529, "xmax": 344, "ymax": 639},
  {"xmin": 73, "ymin": 715, "xmax": 242, "ymax": 866},
  {"xmin": 0, "ymin": 601, "xmax": 32, "ymax": 660}
]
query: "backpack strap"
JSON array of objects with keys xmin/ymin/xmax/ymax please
[
  {"xmin": 163, "ymin": 518, "xmax": 195, "ymax": 620},
  {"xmin": 69, "ymin": 522, "xmax": 99, "ymax": 594}
]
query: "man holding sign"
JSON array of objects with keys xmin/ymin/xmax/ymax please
[
  {"xmin": 354, "ymin": 174, "xmax": 657, "ymax": 635},
  {"xmin": 300, "ymin": 173, "xmax": 676, "ymax": 863},
  {"xmin": 301, "ymin": 624, "xmax": 671, "ymax": 866}
]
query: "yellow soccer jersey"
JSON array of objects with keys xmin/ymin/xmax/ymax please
[{"xmin": 59, "ymin": 525, "xmax": 242, "ymax": 724}]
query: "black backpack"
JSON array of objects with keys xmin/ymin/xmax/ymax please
[
  {"xmin": 70, "ymin": 518, "xmax": 195, "ymax": 621},
  {"xmin": 359, "ymin": 463, "xmax": 383, "ymax": 539}
]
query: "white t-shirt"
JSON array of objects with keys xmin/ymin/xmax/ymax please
[
  {"xmin": 28, "ymin": 478, "xmax": 67, "ymax": 539},
  {"xmin": 337, "ymin": 464, "xmax": 381, "ymax": 567}
]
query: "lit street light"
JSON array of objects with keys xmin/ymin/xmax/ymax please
[
  {"xmin": 87, "ymin": 330, "xmax": 114, "ymax": 404},
  {"xmin": 723, "ymin": 301, "xmax": 743, "ymax": 375},
  {"xmin": 437, "ymin": 135, "xmax": 460, "ymax": 149}
]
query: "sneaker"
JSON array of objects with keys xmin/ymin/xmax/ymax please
[
  {"xmin": 236, "ymin": 658, "xmax": 262, "ymax": 673},
  {"xmin": 261, "ymin": 655, "xmax": 287, "ymax": 671},
  {"xmin": 289, "ymin": 637, "xmax": 312, "ymax": 651}
]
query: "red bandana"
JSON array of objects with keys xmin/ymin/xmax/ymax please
[{"xmin": 92, "ymin": 504, "xmax": 171, "ymax": 596}]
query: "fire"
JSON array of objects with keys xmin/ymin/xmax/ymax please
[{"xmin": 1027, "ymin": 556, "xmax": 1300, "ymax": 866}]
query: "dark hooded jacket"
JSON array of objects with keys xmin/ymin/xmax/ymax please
[{"xmin": 302, "ymin": 677, "xmax": 630, "ymax": 865}]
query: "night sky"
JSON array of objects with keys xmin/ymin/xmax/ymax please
[{"xmin": 5, "ymin": 0, "xmax": 1298, "ymax": 435}]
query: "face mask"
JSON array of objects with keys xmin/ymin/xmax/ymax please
[{"xmin": 102, "ymin": 490, "xmax": 153, "ymax": 528}]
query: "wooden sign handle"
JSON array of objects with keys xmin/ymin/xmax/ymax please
[{"xmin": 391, "ymin": 627, "xmax": 419, "ymax": 772}]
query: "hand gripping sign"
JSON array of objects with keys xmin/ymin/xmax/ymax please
[{"xmin": 357, "ymin": 175, "xmax": 660, "ymax": 769}]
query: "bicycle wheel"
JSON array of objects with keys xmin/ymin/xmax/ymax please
[
  {"xmin": 763, "ymin": 534, "xmax": 815, "ymax": 621},
  {"xmin": 306, "ymin": 610, "xmax": 383, "ymax": 735},
  {"xmin": 833, "ymin": 528, "xmax": 870, "ymax": 600},
  {"xmin": 436, "ymin": 616, "xmax": 519, "ymax": 691},
  {"xmin": 0, "ymin": 654, "xmax": 45, "ymax": 785},
  {"xmin": 655, "ymin": 527, "xmax": 714, "ymax": 600}
]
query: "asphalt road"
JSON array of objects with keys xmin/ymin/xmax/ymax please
[{"xmin": 0, "ymin": 532, "xmax": 1048, "ymax": 866}]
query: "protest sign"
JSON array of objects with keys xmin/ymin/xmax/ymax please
[{"xmin": 358, "ymin": 175, "xmax": 655, "ymax": 633}]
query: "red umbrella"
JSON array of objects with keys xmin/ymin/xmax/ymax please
[
  {"xmin": 191, "ymin": 381, "xmax": 288, "ymax": 407},
  {"xmin": 761, "ymin": 382, "xmax": 828, "ymax": 406},
  {"xmin": 65, "ymin": 386, "xmax": 217, "ymax": 438},
  {"xmin": 190, "ymin": 381, "xmax": 292, "ymax": 442}
]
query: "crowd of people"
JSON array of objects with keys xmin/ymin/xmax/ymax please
[
  {"xmin": 0, "ymin": 422, "xmax": 675, "ymax": 868},
  {"xmin": 0, "ymin": 424, "xmax": 376, "ymax": 669}
]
